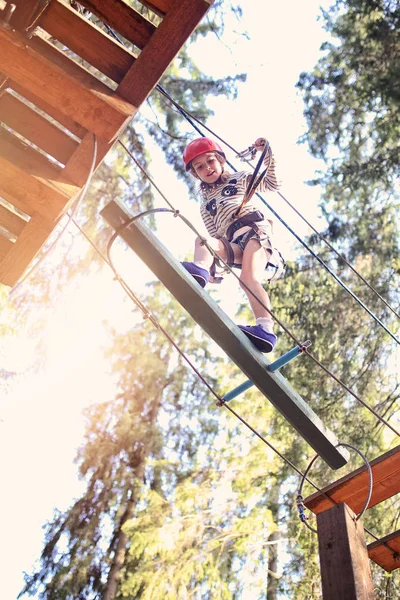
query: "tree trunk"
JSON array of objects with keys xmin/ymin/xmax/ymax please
[
  {"xmin": 103, "ymin": 397, "xmax": 161, "ymax": 600},
  {"xmin": 266, "ymin": 485, "xmax": 281, "ymax": 600},
  {"xmin": 103, "ymin": 474, "xmax": 142, "ymax": 600}
]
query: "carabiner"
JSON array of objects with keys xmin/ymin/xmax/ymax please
[{"xmin": 236, "ymin": 145, "xmax": 257, "ymax": 161}]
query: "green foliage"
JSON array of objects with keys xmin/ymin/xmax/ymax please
[{"xmin": 297, "ymin": 0, "xmax": 400, "ymax": 189}]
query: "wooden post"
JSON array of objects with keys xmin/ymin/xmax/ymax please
[{"xmin": 317, "ymin": 503, "xmax": 375, "ymax": 599}]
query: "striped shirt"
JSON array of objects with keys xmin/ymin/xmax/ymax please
[{"xmin": 199, "ymin": 146, "xmax": 279, "ymax": 241}]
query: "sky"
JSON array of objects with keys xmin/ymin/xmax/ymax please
[{"xmin": 0, "ymin": 1, "xmax": 343, "ymax": 598}]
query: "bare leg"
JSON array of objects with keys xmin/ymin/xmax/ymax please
[
  {"xmin": 239, "ymin": 239, "xmax": 272, "ymax": 322},
  {"xmin": 193, "ymin": 236, "xmax": 242, "ymax": 267}
]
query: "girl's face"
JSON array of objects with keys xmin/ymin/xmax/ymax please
[{"xmin": 192, "ymin": 152, "xmax": 223, "ymax": 183}]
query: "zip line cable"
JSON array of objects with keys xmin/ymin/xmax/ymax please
[
  {"xmin": 119, "ymin": 141, "xmax": 400, "ymax": 441},
  {"xmin": 155, "ymin": 86, "xmax": 400, "ymax": 335}
]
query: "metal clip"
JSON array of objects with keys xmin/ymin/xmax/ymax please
[{"xmin": 236, "ymin": 145, "xmax": 257, "ymax": 161}]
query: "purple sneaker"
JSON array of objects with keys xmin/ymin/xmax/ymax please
[
  {"xmin": 182, "ymin": 262, "xmax": 210, "ymax": 288},
  {"xmin": 238, "ymin": 325, "xmax": 277, "ymax": 353}
]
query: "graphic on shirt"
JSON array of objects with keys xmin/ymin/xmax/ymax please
[
  {"xmin": 205, "ymin": 199, "xmax": 217, "ymax": 216},
  {"xmin": 221, "ymin": 185, "xmax": 238, "ymax": 197}
]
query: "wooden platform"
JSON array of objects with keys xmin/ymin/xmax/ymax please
[
  {"xmin": 304, "ymin": 445, "xmax": 400, "ymax": 572},
  {"xmin": 368, "ymin": 530, "xmax": 400, "ymax": 572},
  {"xmin": 0, "ymin": 0, "xmax": 212, "ymax": 286},
  {"xmin": 303, "ymin": 445, "xmax": 400, "ymax": 515}
]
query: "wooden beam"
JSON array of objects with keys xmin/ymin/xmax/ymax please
[
  {"xmin": 9, "ymin": 80, "xmax": 87, "ymax": 139},
  {"xmin": 0, "ymin": 91, "xmax": 79, "ymax": 164},
  {"xmin": 0, "ymin": 27, "xmax": 135, "ymax": 141},
  {"xmin": 0, "ymin": 202, "xmax": 27, "ymax": 237},
  {"xmin": 304, "ymin": 445, "xmax": 400, "ymax": 515},
  {"xmin": 39, "ymin": 0, "xmax": 136, "ymax": 83},
  {"xmin": 368, "ymin": 530, "xmax": 400, "ymax": 572},
  {"xmin": 101, "ymin": 199, "xmax": 349, "ymax": 470},
  {"xmin": 76, "ymin": 0, "xmax": 156, "ymax": 50},
  {"xmin": 60, "ymin": 131, "xmax": 113, "ymax": 188},
  {"xmin": 118, "ymin": 0, "xmax": 212, "ymax": 106},
  {"xmin": 317, "ymin": 503, "xmax": 374, "ymax": 599},
  {"xmin": 0, "ymin": 212, "xmax": 54, "ymax": 287}
]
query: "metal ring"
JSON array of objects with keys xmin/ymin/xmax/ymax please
[
  {"xmin": 297, "ymin": 442, "xmax": 373, "ymax": 533},
  {"xmin": 336, "ymin": 442, "xmax": 373, "ymax": 521}
]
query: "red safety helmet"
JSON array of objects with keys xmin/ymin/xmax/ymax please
[{"xmin": 183, "ymin": 137, "xmax": 226, "ymax": 171}]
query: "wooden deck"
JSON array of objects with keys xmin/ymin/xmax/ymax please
[
  {"xmin": 0, "ymin": 0, "xmax": 212, "ymax": 286},
  {"xmin": 303, "ymin": 445, "xmax": 400, "ymax": 571}
]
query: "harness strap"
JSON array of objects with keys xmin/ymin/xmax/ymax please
[
  {"xmin": 226, "ymin": 210, "xmax": 264, "ymax": 242},
  {"xmin": 233, "ymin": 141, "xmax": 270, "ymax": 218}
]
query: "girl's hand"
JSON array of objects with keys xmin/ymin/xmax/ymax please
[{"xmin": 254, "ymin": 137, "xmax": 267, "ymax": 151}]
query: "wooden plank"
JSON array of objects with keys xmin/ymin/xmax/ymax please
[
  {"xmin": 0, "ymin": 27, "xmax": 135, "ymax": 141},
  {"xmin": 9, "ymin": 80, "xmax": 87, "ymax": 139},
  {"xmin": 0, "ymin": 155, "xmax": 77, "ymax": 220},
  {"xmin": 118, "ymin": 0, "xmax": 212, "ymax": 106},
  {"xmin": 39, "ymin": 0, "xmax": 135, "ymax": 83},
  {"xmin": 0, "ymin": 212, "xmax": 54, "ymax": 287},
  {"xmin": 0, "ymin": 203, "xmax": 27, "ymax": 237},
  {"xmin": 101, "ymin": 199, "xmax": 349, "ymax": 470},
  {"xmin": 0, "ymin": 235, "xmax": 13, "ymax": 261},
  {"xmin": 0, "ymin": 127, "xmax": 62, "ymax": 180},
  {"xmin": 304, "ymin": 445, "xmax": 400, "ymax": 515},
  {"xmin": 368, "ymin": 530, "xmax": 400, "ymax": 572},
  {"xmin": 317, "ymin": 503, "xmax": 374, "ymax": 599},
  {"xmin": 138, "ymin": 0, "xmax": 173, "ymax": 17},
  {"xmin": 0, "ymin": 91, "xmax": 79, "ymax": 164},
  {"xmin": 9, "ymin": 0, "xmax": 45, "ymax": 31},
  {"xmin": 76, "ymin": 0, "xmax": 156, "ymax": 49}
]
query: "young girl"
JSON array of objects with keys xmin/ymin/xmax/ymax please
[{"xmin": 182, "ymin": 137, "xmax": 285, "ymax": 353}]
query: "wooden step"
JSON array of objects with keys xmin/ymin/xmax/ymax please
[
  {"xmin": 0, "ymin": 131, "xmax": 80, "ymax": 221},
  {"xmin": 0, "ymin": 91, "xmax": 79, "ymax": 164},
  {"xmin": 139, "ymin": 0, "xmax": 173, "ymax": 17},
  {"xmin": 0, "ymin": 212, "xmax": 55, "ymax": 287},
  {"xmin": 39, "ymin": 0, "xmax": 136, "ymax": 83},
  {"xmin": 76, "ymin": 0, "xmax": 156, "ymax": 50},
  {"xmin": 8, "ymin": 80, "xmax": 87, "ymax": 139},
  {"xmin": 0, "ymin": 200, "xmax": 28, "ymax": 238},
  {"xmin": 368, "ymin": 530, "xmax": 400, "ymax": 572},
  {"xmin": 9, "ymin": 0, "xmax": 42, "ymax": 31},
  {"xmin": 304, "ymin": 445, "xmax": 400, "ymax": 515},
  {"xmin": 0, "ymin": 27, "xmax": 135, "ymax": 141},
  {"xmin": 0, "ymin": 127, "xmax": 63, "ymax": 182}
]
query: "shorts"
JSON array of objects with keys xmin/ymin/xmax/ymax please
[{"xmin": 230, "ymin": 225, "xmax": 285, "ymax": 283}]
